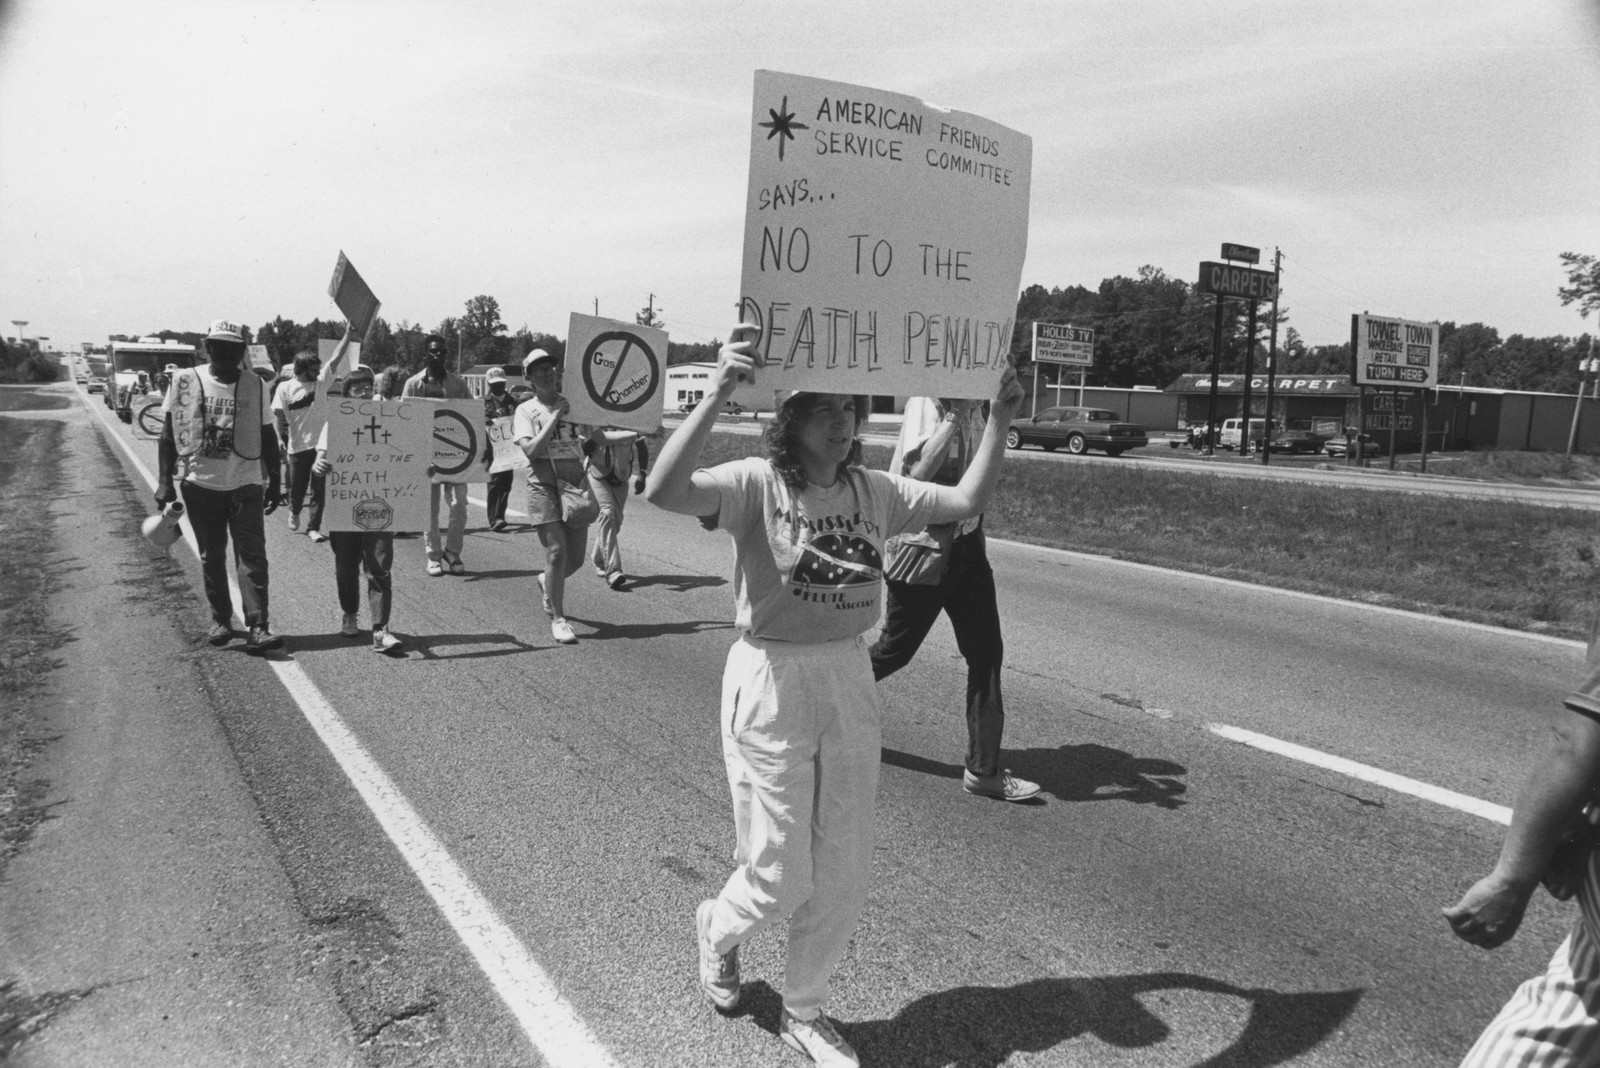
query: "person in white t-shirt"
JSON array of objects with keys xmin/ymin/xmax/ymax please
[
  {"xmin": 512, "ymin": 348, "xmax": 637, "ymax": 645},
  {"xmin": 646, "ymin": 324, "xmax": 1024, "ymax": 1066},
  {"xmin": 271, "ymin": 349, "xmax": 329, "ymax": 542},
  {"xmin": 156, "ymin": 318, "xmax": 284, "ymax": 653}
]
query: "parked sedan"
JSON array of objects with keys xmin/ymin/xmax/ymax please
[
  {"xmin": 1005, "ymin": 406, "xmax": 1148, "ymax": 456},
  {"xmin": 1267, "ymin": 428, "xmax": 1325, "ymax": 454},
  {"xmin": 1323, "ymin": 434, "xmax": 1384, "ymax": 459}
]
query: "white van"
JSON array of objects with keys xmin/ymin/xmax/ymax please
[{"xmin": 1218, "ymin": 417, "xmax": 1281, "ymax": 451}]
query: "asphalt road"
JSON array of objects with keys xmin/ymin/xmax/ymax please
[{"xmin": 23, "ymin": 386, "xmax": 1590, "ymax": 1065}]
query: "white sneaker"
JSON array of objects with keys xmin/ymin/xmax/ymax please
[
  {"xmin": 373, "ymin": 628, "xmax": 402, "ymax": 654},
  {"xmin": 963, "ymin": 768, "xmax": 1041, "ymax": 802},
  {"xmin": 780, "ymin": 1011, "xmax": 858, "ymax": 1067},
  {"xmin": 550, "ymin": 618, "xmax": 578, "ymax": 645},
  {"xmin": 427, "ymin": 559, "xmax": 445, "ymax": 577},
  {"xmin": 307, "ymin": 529, "xmax": 328, "ymax": 544},
  {"xmin": 695, "ymin": 900, "xmax": 740, "ymax": 1011},
  {"xmin": 340, "ymin": 612, "xmax": 360, "ymax": 637},
  {"xmin": 288, "ymin": 512, "xmax": 301, "ymax": 533}
]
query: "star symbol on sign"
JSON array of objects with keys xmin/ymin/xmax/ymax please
[{"xmin": 758, "ymin": 95, "xmax": 808, "ymax": 161}]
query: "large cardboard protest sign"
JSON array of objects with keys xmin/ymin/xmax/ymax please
[
  {"xmin": 328, "ymin": 251, "xmax": 381, "ymax": 340},
  {"xmin": 419, "ymin": 397, "xmax": 490, "ymax": 483},
  {"xmin": 562, "ymin": 313, "xmax": 668, "ymax": 432},
  {"xmin": 322, "ymin": 398, "xmax": 430, "ymax": 533},
  {"xmin": 739, "ymin": 71, "xmax": 1032, "ymax": 399},
  {"xmin": 487, "ymin": 416, "xmax": 528, "ymax": 474}
]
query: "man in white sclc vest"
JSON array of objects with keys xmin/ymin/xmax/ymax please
[{"xmin": 156, "ymin": 318, "xmax": 284, "ymax": 652}]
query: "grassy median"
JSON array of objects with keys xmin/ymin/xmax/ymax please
[{"xmin": 692, "ymin": 429, "xmax": 1600, "ymax": 640}]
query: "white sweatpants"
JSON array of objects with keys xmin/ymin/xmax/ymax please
[
  {"xmin": 1461, "ymin": 910, "xmax": 1600, "ymax": 1067},
  {"xmin": 701, "ymin": 634, "xmax": 881, "ymax": 1020}
]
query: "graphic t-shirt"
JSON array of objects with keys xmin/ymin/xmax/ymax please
[
  {"xmin": 707, "ymin": 457, "xmax": 941, "ymax": 643},
  {"xmin": 270, "ymin": 378, "xmax": 326, "ymax": 453},
  {"xmin": 162, "ymin": 366, "xmax": 264, "ymax": 490},
  {"xmin": 512, "ymin": 396, "xmax": 591, "ymax": 484}
]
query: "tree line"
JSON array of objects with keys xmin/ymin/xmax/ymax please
[
  {"xmin": 99, "ymin": 252, "xmax": 1597, "ymax": 393},
  {"xmin": 106, "ymin": 294, "xmax": 722, "ymax": 380}
]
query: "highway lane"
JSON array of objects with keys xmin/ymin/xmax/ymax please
[{"xmin": 93, "ymin": 390, "xmax": 1582, "ymax": 1065}]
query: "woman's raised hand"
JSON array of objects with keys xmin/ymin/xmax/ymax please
[{"xmin": 717, "ymin": 324, "xmax": 762, "ymax": 392}]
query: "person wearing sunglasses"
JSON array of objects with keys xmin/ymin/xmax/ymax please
[{"xmin": 401, "ymin": 335, "xmax": 473, "ymax": 577}]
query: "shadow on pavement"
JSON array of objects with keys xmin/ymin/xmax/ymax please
[
  {"xmin": 405, "ymin": 632, "xmax": 543, "ymax": 660},
  {"xmin": 565, "ymin": 617, "xmax": 734, "ymax": 642},
  {"xmin": 880, "ymin": 743, "xmax": 1186, "ymax": 808},
  {"xmin": 1011, "ymin": 743, "xmax": 1188, "ymax": 809},
  {"xmin": 624, "ymin": 573, "xmax": 728, "ymax": 593},
  {"xmin": 841, "ymin": 974, "xmax": 1363, "ymax": 1068},
  {"xmin": 719, "ymin": 975, "xmax": 1360, "ymax": 1067}
]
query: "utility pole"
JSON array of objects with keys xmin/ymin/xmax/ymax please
[
  {"xmin": 1261, "ymin": 248, "xmax": 1281, "ymax": 466},
  {"xmin": 1567, "ymin": 314, "xmax": 1597, "ymax": 461}
]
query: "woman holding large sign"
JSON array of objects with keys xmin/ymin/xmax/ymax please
[{"xmin": 646, "ymin": 324, "xmax": 1023, "ymax": 1065}]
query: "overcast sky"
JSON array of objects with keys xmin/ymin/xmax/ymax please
[{"xmin": 2, "ymin": 0, "xmax": 1597, "ymax": 352}]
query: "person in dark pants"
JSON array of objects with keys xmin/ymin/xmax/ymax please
[
  {"xmin": 870, "ymin": 396, "xmax": 1039, "ymax": 802},
  {"xmin": 314, "ymin": 366, "xmax": 401, "ymax": 653},
  {"xmin": 482, "ymin": 367, "xmax": 518, "ymax": 532},
  {"xmin": 271, "ymin": 349, "xmax": 328, "ymax": 542},
  {"xmin": 156, "ymin": 318, "xmax": 283, "ymax": 652}
]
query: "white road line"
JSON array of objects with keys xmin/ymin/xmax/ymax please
[
  {"xmin": 1207, "ymin": 722, "xmax": 1513, "ymax": 826},
  {"xmin": 87, "ymin": 397, "xmax": 619, "ymax": 1068}
]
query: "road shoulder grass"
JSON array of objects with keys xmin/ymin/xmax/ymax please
[{"xmin": 692, "ymin": 429, "xmax": 1600, "ymax": 641}]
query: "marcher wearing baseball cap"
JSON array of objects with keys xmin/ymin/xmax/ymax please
[
  {"xmin": 512, "ymin": 347, "xmax": 637, "ymax": 645},
  {"xmin": 483, "ymin": 366, "xmax": 517, "ymax": 532},
  {"xmin": 156, "ymin": 318, "xmax": 285, "ymax": 652}
]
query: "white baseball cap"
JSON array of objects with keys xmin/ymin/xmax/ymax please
[{"xmin": 206, "ymin": 319, "xmax": 244, "ymax": 343}]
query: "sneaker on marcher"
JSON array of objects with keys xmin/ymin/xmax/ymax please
[
  {"xmin": 288, "ymin": 512, "xmax": 301, "ymax": 533},
  {"xmin": 550, "ymin": 618, "xmax": 578, "ymax": 645},
  {"xmin": 780, "ymin": 1010, "xmax": 858, "ymax": 1067},
  {"xmin": 373, "ymin": 628, "xmax": 403, "ymax": 654},
  {"xmin": 340, "ymin": 612, "xmax": 360, "ymax": 637},
  {"xmin": 206, "ymin": 622, "xmax": 234, "ymax": 647},
  {"xmin": 963, "ymin": 768, "xmax": 1041, "ymax": 802},
  {"xmin": 444, "ymin": 551, "xmax": 465, "ymax": 575},
  {"xmin": 427, "ymin": 559, "xmax": 445, "ymax": 577},
  {"xmin": 695, "ymin": 900, "xmax": 740, "ymax": 1012},
  {"xmin": 246, "ymin": 625, "xmax": 284, "ymax": 653},
  {"xmin": 307, "ymin": 529, "xmax": 328, "ymax": 544},
  {"xmin": 607, "ymin": 571, "xmax": 627, "ymax": 590},
  {"xmin": 491, "ymin": 520, "xmax": 509, "ymax": 533}
]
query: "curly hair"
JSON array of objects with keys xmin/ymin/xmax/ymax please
[{"xmin": 764, "ymin": 393, "xmax": 871, "ymax": 491}]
